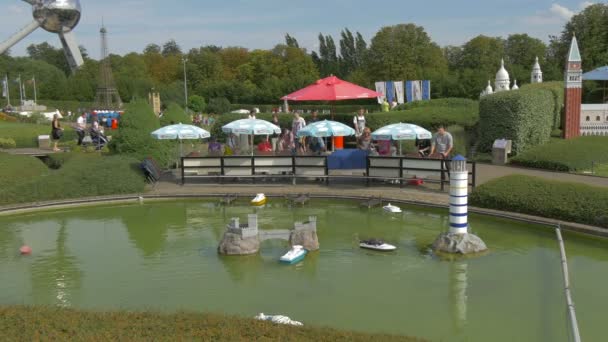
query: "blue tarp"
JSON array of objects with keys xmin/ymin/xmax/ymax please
[
  {"xmin": 583, "ymin": 66, "xmax": 608, "ymax": 81},
  {"xmin": 327, "ymin": 149, "xmax": 368, "ymax": 169}
]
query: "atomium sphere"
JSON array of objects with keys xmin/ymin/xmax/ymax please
[{"xmin": 33, "ymin": 0, "xmax": 82, "ymax": 33}]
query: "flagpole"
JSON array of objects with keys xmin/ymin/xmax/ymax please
[
  {"xmin": 32, "ymin": 76, "xmax": 37, "ymax": 105},
  {"xmin": 18, "ymin": 74, "xmax": 23, "ymax": 106},
  {"xmin": 3, "ymin": 74, "xmax": 9, "ymax": 107}
]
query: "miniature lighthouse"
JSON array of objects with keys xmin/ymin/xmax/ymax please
[{"xmin": 433, "ymin": 155, "xmax": 487, "ymax": 255}]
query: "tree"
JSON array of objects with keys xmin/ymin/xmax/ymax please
[
  {"xmin": 162, "ymin": 39, "xmax": 182, "ymax": 57},
  {"xmin": 504, "ymin": 34, "xmax": 547, "ymax": 84},
  {"xmin": 143, "ymin": 44, "xmax": 161, "ymax": 55},
  {"xmin": 456, "ymin": 35, "xmax": 505, "ymax": 97},
  {"xmin": 206, "ymin": 97, "xmax": 231, "ymax": 114},
  {"xmin": 285, "ymin": 34, "xmax": 300, "ymax": 48},
  {"xmin": 339, "ymin": 29, "xmax": 356, "ymax": 76},
  {"xmin": 188, "ymin": 95, "xmax": 206, "ymax": 112},
  {"xmin": 365, "ymin": 24, "xmax": 447, "ymax": 85},
  {"xmin": 26, "ymin": 42, "xmax": 70, "ymax": 75}
]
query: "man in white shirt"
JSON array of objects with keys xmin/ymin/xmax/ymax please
[
  {"xmin": 353, "ymin": 108, "xmax": 366, "ymax": 137},
  {"xmin": 75, "ymin": 113, "xmax": 86, "ymax": 145}
]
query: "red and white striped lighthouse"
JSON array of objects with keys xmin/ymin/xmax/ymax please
[{"xmin": 563, "ymin": 35, "xmax": 582, "ymax": 139}]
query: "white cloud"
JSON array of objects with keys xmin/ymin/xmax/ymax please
[
  {"xmin": 549, "ymin": 4, "xmax": 575, "ymax": 21},
  {"xmin": 8, "ymin": 5, "xmax": 25, "ymax": 14},
  {"xmin": 580, "ymin": 2, "xmax": 595, "ymax": 10}
]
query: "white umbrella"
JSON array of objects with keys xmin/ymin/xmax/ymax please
[
  {"xmin": 151, "ymin": 123, "xmax": 211, "ymax": 164},
  {"xmin": 296, "ymin": 120, "xmax": 355, "ymax": 152},
  {"xmin": 371, "ymin": 123, "xmax": 432, "ymax": 155},
  {"xmin": 222, "ymin": 118, "xmax": 281, "ymax": 155}
]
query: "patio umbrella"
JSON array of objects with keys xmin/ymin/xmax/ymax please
[
  {"xmin": 583, "ymin": 66, "xmax": 608, "ymax": 102},
  {"xmin": 296, "ymin": 120, "xmax": 355, "ymax": 152},
  {"xmin": 151, "ymin": 123, "xmax": 211, "ymax": 164},
  {"xmin": 282, "ymin": 75, "xmax": 382, "ymax": 102},
  {"xmin": 371, "ymin": 123, "xmax": 433, "ymax": 155},
  {"xmin": 222, "ymin": 118, "xmax": 281, "ymax": 155}
]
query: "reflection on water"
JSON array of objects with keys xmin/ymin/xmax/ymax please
[{"xmin": 0, "ymin": 200, "xmax": 607, "ymax": 341}]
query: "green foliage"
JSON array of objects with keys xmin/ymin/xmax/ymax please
[
  {"xmin": 511, "ymin": 136, "xmax": 608, "ymax": 171},
  {"xmin": 520, "ymin": 81, "xmax": 564, "ymax": 130},
  {"xmin": 160, "ymin": 103, "xmax": 190, "ymax": 126},
  {"xmin": 477, "ymin": 87, "xmax": 555, "ymax": 154},
  {"xmin": 109, "ymin": 100, "xmax": 174, "ymax": 167},
  {"xmin": 0, "ymin": 112, "xmax": 17, "ymax": 122},
  {"xmin": 0, "ymin": 153, "xmax": 145, "ymax": 205},
  {"xmin": 0, "ymin": 137, "xmax": 16, "ymax": 148},
  {"xmin": 188, "ymin": 95, "xmax": 206, "ymax": 112},
  {"xmin": 470, "ymin": 175, "xmax": 608, "ymax": 228},
  {"xmin": 206, "ymin": 97, "xmax": 231, "ymax": 114},
  {"xmin": 0, "ymin": 306, "xmax": 424, "ymax": 342}
]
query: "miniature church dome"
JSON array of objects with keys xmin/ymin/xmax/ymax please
[
  {"xmin": 512, "ymin": 80, "xmax": 519, "ymax": 90},
  {"xmin": 495, "ymin": 59, "xmax": 510, "ymax": 92},
  {"xmin": 531, "ymin": 56, "xmax": 543, "ymax": 83},
  {"xmin": 485, "ymin": 80, "xmax": 493, "ymax": 94}
]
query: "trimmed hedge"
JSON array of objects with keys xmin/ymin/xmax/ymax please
[
  {"xmin": 478, "ymin": 86, "xmax": 555, "ymax": 154},
  {"xmin": 0, "ymin": 153, "xmax": 145, "ymax": 206},
  {"xmin": 0, "ymin": 306, "xmax": 424, "ymax": 342},
  {"xmin": 109, "ymin": 100, "xmax": 175, "ymax": 167},
  {"xmin": 470, "ymin": 175, "xmax": 608, "ymax": 228},
  {"xmin": 520, "ymin": 82, "xmax": 564, "ymax": 130},
  {"xmin": 511, "ymin": 136, "xmax": 608, "ymax": 171},
  {"xmin": 0, "ymin": 137, "xmax": 16, "ymax": 148},
  {"xmin": 160, "ymin": 103, "xmax": 190, "ymax": 126}
]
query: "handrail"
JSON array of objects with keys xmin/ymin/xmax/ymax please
[{"xmin": 555, "ymin": 226, "xmax": 582, "ymax": 342}]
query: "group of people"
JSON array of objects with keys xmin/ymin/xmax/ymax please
[
  {"xmin": 192, "ymin": 113, "xmax": 216, "ymax": 127},
  {"xmin": 50, "ymin": 113, "xmax": 108, "ymax": 151}
]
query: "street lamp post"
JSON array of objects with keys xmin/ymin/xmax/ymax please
[{"xmin": 182, "ymin": 57, "xmax": 188, "ymax": 112}]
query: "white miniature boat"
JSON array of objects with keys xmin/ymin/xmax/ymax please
[
  {"xmin": 255, "ymin": 313, "xmax": 303, "ymax": 326},
  {"xmin": 279, "ymin": 245, "xmax": 307, "ymax": 264},
  {"xmin": 359, "ymin": 239, "xmax": 397, "ymax": 251},
  {"xmin": 251, "ymin": 193, "xmax": 267, "ymax": 206},
  {"xmin": 383, "ymin": 203, "xmax": 402, "ymax": 213}
]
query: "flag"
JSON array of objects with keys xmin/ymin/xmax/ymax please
[
  {"xmin": 374, "ymin": 82, "xmax": 386, "ymax": 104},
  {"xmin": 422, "ymin": 80, "xmax": 431, "ymax": 100},
  {"xmin": 2, "ymin": 77, "xmax": 7, "ymax": 98},
  {"xmin": 385, "ymin": 81, "xmax": 395, "ymax": 103},
  {"xmin": 405, "ymin": 81, "xmax": 422, "ymax": 102},
  {"xmin": 394, "ymin": 81, "xmax": 405, "ymax": 104}
]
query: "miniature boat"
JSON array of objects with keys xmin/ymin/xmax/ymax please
[
  {"xmin": 279, "ymin": 245, "xmax": 307, "ymax": 264},
  {"xmin": 255, "ymin": 313, "xmax": 303, "ymax": 326},
  {"xmin": 251, "ymin": 193, "xmax": 267, "ymax": 206},
  {"xmin": 383, "ymin": 203, "xmax": 402, "ymax": 213},
  {"xmin": 359, "ymin": 239, "xmax": 397, "ymax": 251}
]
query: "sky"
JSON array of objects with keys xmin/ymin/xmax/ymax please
[{"xmin": 0, "ymin": 0, "xmax": 597, "ymax": 59}]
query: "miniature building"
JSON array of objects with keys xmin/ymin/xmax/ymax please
[
  {"xmin": 293, "ymin": 216, "xmax": 317, "ymax": 232},
  {"xmin": 531, "ymin": 57, "xmax": 543, "ymax": 83},
  {"xmin": 580, "ymin": 104, "xmax": 608, "ymax": 136},
  {"xmin": 227, "ymin": 214, "xmax": 259, "ymax": 238},
  {"xmin": 149, "ymin": 92, "xmax": 161, "ymax": 116},
  {"xmin": 563, "ymin": 36, "xmax": 583, "ymax": 139},
  {"xmin": 494, "ymin": 59, "xmax": 511, "ymax": 92}
]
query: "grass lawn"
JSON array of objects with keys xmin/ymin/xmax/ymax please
[
  {"xmin": 0, "ymin": 306, "xmax": 425, "ymax": 342},
  {"xmin": 0, "ymin": 121, "xmax": 77, "ymax": 148},
  {"xmin": 511, "ymin": 136, "xmax": 608, "ymax": 173}
]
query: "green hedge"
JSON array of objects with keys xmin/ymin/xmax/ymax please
[
  {"xmin": 0, "ymin": 306, "xmax": 423, "ymax": 342},
  {"xmin": 0, "ymin": 153, "xmax": 145, "ymax": 206},
  {"xmin": 511, "ymin": 136, "xmax": 608, "ymax": 171},
  {"xmin": 520, "ymin": 82, "xmax": 564, "ymax": 130},
  {"xmin": 109, "ymin": 100, "xmax": 175, "ymax": 167},
  {"xmin": 470, "ymin": 175, "xmax": 608, "ymax": 228},
  {"xmin": 160, "ymin": 103, "xmax": 190, "ymax": 126},
  {"xmin": 478, "ymin": 87, "xmax": 555, "ymax": 154}
]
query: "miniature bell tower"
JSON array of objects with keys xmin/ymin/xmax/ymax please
[{"xmin": 563, "ymin": 35, "xmax": 582, "ymax": 139}]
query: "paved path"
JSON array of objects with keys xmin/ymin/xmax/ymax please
[
  {"xmin": 0, "ymin": 148, "xmax": 59, "ymax": 156},
  {"xmin": 475, "ymin": 163, "xmax": 608, "ymax": 188}
]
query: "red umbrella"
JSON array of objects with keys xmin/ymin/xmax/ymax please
[{"xmin": 281, "ymin": 76, "xmax": 382, "ymax": 101}]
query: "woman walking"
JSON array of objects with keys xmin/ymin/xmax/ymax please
[{"xmin": 51, "ymin": 114, "xmax": 64, "ymax": 151}]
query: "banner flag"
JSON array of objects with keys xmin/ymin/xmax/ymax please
[
  {"xmin": 385, "ymin": 81, "xmax": 395, "ymax": 104},
  {"xmin": 422, "ymin": 80, "xmax": 431, "ymax": 100},
  {"xmin": 374, "ymin": 81, "xmax": 386, "ymax": 104},
  {"xmin": 394, "ymin": 81, "xmax": 405, "ymax": 104},
  {"xmin": 2, "ymin": 77, "xmax": 7, "ymax": 98},
  {"xmin": 406, "ymin": 81, "xmax": 423, "ymax": 102}
]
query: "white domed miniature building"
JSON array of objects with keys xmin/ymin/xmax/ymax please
[
  {"xmin": 531, "ymin": 56, "xmax": 543, "ymax": 83},
  {"xmin": 480, "ymin": 80, "xmax": 494, "ymax": 97},
  {"xmin": 494, "ymin": 59, "xmax": 510, "ymax": 92},
  {"xmin": 512, "ymin": 80, "xmax": 519, "ymax": 90}
]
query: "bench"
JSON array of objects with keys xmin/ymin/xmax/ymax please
[{"xmin": 141, "ymin": 157, "xmax": 162, "ymax": 184}]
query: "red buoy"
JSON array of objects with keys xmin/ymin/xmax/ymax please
[{"xmin": 20, "ymin": 245, "xmax": 32, "ymax": 255}]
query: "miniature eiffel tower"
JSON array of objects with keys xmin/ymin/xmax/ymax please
[{"xmin": 93, "ymin": 25, "xmax": 122, "ymax": 110}]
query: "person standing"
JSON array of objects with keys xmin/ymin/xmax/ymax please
[
  {"xmin": 75, "ymin": 113, "xmax": 86, "ymax": 145},
  {"xmin": 51, "ymin": 114, "xmax": 63, "ymax": 152},
  {"xmin": 309, "ymin": 110, "xmax": 319, "ymax": 123},
  {"xmin": 381, "ymin": 99, "xmax": 390, "ymax": 112},
  {"xmin": 353, "ymin": 108, "xmax": 366, "ymax": 137},
  {"xmin": 292, "ymin": 112, "xmax": 306, "ymax": 154},
  {"xmin": 430, "ymin": 125, "xmax": 453, "ymax": 175}
]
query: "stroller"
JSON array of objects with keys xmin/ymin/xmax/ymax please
[{"xmin": 89, "ymin": 126, "xmax": 108, "ymax": 150}]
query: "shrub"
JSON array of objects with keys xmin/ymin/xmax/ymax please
[
  {"xmin": 0, "ymin": 153, "xmax": 145, "ymax": 205},
  {"xmin": 0, "ymin": 137, "xmax": 16, "ymax": 148},
  {"xmin": 511, "ymin": 136, "xmax": 608, "ymax": 171},
  {"xmin": 520, "ymin": 81, "xmax": 564, "ymax": 130},
  {"xmin": 470, "ymin": 175, "xmax": 608, "ymax": 228},
  {"xmin": 188, "ymin": 95, "xmax": 206, "ymax": 112},
  {"xmin": 0, "ymin": 112, "xmax": 17, "ymax": 122},
  {"xmin": 160, "ymin": 103, "xmax": 190, "ymax": 126},
  {"xmin": 0, "ymin": 306, "xmax": 424, "ymax": 342},
  {"xmin": 109, "ymin": 100, "xmax": 175, "ymax": 167},
  {"xmin": 206, "ymin": 97, "xmax": 232, "ymax": 114},
  {"xmin": 477, "ymin": 87, "xmax": 554, "ymax": 154}
]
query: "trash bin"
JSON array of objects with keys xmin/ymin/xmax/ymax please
[
  {"xmin": 38, "ymin": 135, "xmax": 50, "ymax": 149},
  {"xmin": 333, "ymin": 136, "xmax": 344, "ymax": 150},
  {"xmin": 492, "ymin": 139, "xmax": 512, "ymax": 165},
  {"xmin": 111, "ymin": 119, "xmax": 118, "ymax": 129}
]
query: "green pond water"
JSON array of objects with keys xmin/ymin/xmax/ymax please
[{"xmin": 0, "ymin": 199, "xmax": 607, "ymax": 341}]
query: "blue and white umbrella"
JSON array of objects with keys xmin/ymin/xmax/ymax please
[
  {"xmin": 371, "ymin": 123, "xmax": 432, "ymax": 141},
  {"xmin": 296, "ymin": 120, "xmax": 355, "ymax": 138},
  {"xmin": 151, "ymin": 123, "xmax": 210, "ymax": 140},
  {"xmin": 222, "ymin": 118, "xmax": 281, "ymax": 135}
]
